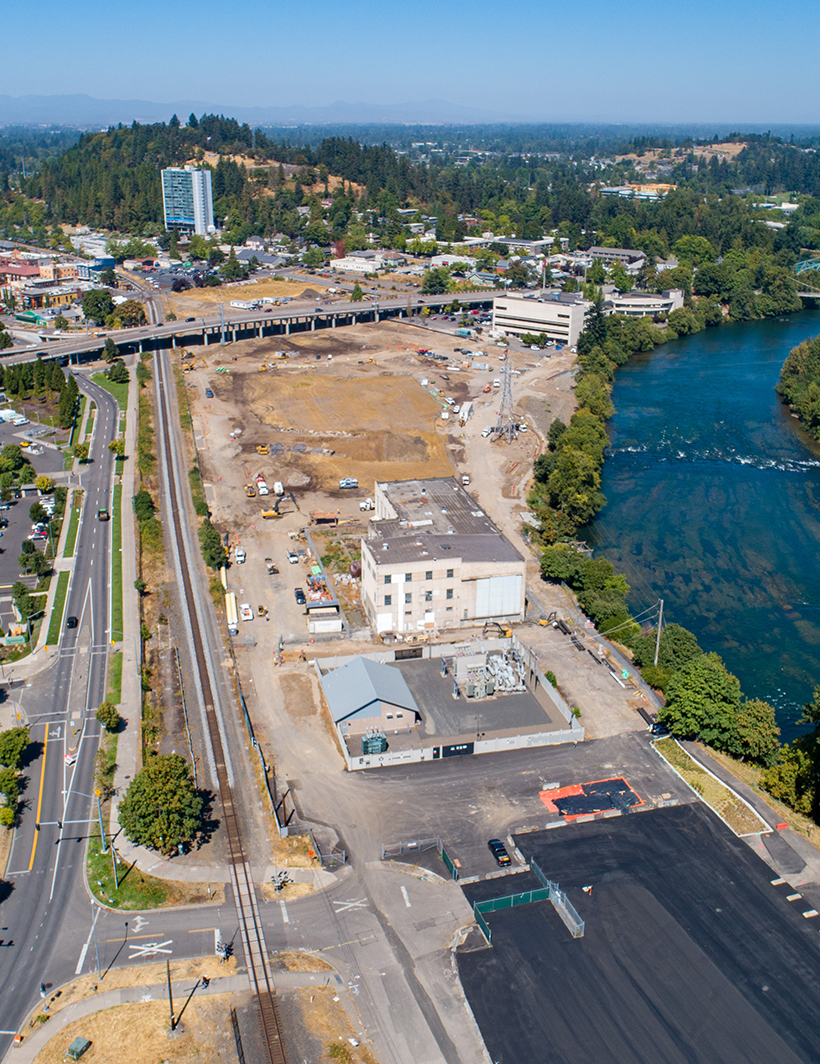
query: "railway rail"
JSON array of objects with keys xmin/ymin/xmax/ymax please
[{"xmin": 153, "ymin": 345, "xmax": 288, "ymax": 1064}]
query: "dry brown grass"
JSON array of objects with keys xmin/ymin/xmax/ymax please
[
  {"xmin": 25, "ymin": 956, "xmax": 236, "ymax": 1029},
  {"xmin": 168, "ymin": 278, "xmax": 311, "ymax": 316},
  {"xmin": 30, "ymin": 995, "xmax": 239, "ymax": 1064},
  {"xmin": 273, "ymin": 950, "xmax": 334, "ymax": 972},
  {"xmin": 654, "ymin": 738, "xmax": 768, "ymax": 835},
  {"xmin": 261, "ymin": 880, "xmax": 315, "ymax": 901},
  {"xmin": 292, "ymin": 987, "xmax": 379, "ymax": 1064}
]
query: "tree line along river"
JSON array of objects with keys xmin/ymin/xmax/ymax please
[{"xmin": 582, "ymin": 307, "xmax": 820, "ymax": 742}]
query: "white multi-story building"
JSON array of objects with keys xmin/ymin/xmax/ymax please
[
  {"xmin": 604, "ymin": 289, "xmax": 684, "ymax": 318},
  {"xmin": 492, "ymin": 292, "xmax": 589, "ymax": 346},
  {"xmin": 161, "ymin": 167, "xmax": 214, "ymax": 236},
  {"xmin": 360, "ymin": 478, "xmax": 526, "ymax": 635}
]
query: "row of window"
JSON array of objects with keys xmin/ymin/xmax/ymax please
[
  {"xmin": 385, "ymin": 569, "xmax": 454, "ymax": 585},
  {"xmin": 384, "ymin": 589, "xmax": 455, "ymax": 606}
]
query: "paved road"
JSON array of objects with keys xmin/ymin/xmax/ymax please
[{"xmin": 0, "ymin": 373, "xmax": 117, "ymax": 1056}]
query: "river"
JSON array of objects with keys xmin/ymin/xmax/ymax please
[{"xmin": 583, "ymin": 308, "xmax": 820, "ymax": 741}]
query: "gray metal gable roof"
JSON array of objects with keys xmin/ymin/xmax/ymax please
[{"xmin": 321, "ymin": 656, "xmax": 419, "ymax": 724}]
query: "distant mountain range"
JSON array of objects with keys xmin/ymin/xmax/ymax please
[{"xmin": 0, "ymin": 93, "xmax": 532, "ymax": 128}]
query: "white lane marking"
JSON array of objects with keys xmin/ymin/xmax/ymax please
[
  {"xmin": 787, "ymin": 893, "xmax": 803, "ymax": 901},
  {"xmin": 401, "ymin": 885, "xmax": 411, "ymax": 908},
  {"xmin": 279, "ymin": 899, "xmax": 289, "ymax": 924},
  {"xmin": 771, "ymin": 877, "xmax": 786, "ymax": 885},
  {"xmin": 803, "ymin": 910, "xmax": 819, "ymax": 918},
  {"xmin": 129, "ymin": 939, "xmax": 173, "ymax": 958},
  {"xmin": 333, "ymin": 898, "xmax": 368, "ymax": 913},
  {"xmin": 76, "ymin": 906, "xmax": 101, "ymax": 974}
]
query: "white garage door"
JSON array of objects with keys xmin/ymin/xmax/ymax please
[{"xmin": 474, "ymin": 574, "xmax": 522, "ymax": 618}]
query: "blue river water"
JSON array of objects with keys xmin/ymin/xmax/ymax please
[{"xmin": 583, "ymin": 308, "xmax": 820, "ymax": 741}]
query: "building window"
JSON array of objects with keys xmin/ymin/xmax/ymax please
[
  {"xmin": 425, "ymin": 570, "xmax": 433, "ymax": 581},
  {"xmin": 446, "ymin": 568, "xmax": 454, "ymax": 579},
  {"xmin": 384, "ymin": 595, "xmax": 392, "ymax": 606},
  {"xmin": 446, "ymin": 588, "xmax": 453, "ymax": 600},
  {"xmin": 405, "ymin": 573, "xmax": 412, "ymax": 582},
  {"xmin": 384, "ymin": 575, "xmax": 392, "ymax": 585},
  {"xmin": 405, "ymin": 593, "xmax": 412, "ymax": 604},
  {"xmin": 425, "ymin": 591, "xmax": 433, "ymax": 603},
  {"xmin": 386, "ymin": 714, "xmax": 393, "ymax": 720}
]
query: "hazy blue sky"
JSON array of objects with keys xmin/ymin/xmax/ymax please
[{"xmin": 3, "ymin": 0, "xmax": 819, "ymax": 123}]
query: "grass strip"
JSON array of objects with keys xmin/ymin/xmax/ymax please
[
  {"xmin": 92, "ymin": 372, "xmax": 129, "ymax": 411},
  {"xmin": 106, "ymin": 650, "xmax": 123, "ymax": 703},
  {"xmin": 68, "ymin": 394, "xmax": 86, "ymax": 448},
  {"xmin": 654, "ymin": 737, "xmax": 768, "ymax": 836},
  {"xmin": 45, "ymin": 571, "xmax": 69, "ymax": 644},
  {"xmin": 110, "ymin": 482, "xmax": 123, "ymax": 641},
  {"xmin": 63, "ymin": 502, "xmax": 82, "ymax": 557}
]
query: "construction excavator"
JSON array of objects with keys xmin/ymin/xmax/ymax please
[{"xmin": 483, "ymin": 620, "xmax": 512, "ymax": 638}]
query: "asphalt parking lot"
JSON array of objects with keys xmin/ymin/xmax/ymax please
[{"xmin": 456, "ymin": 804, "xmax": 820, "ymax": 1064}]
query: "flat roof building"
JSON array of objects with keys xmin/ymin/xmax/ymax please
[
  {"xmin": 604, "ymin": 289, "xmax": 684, "ymax": 318},
  {"xmin": 161, "ymin": 167, "xmax": 214, "ymax": 236},
  {"xmin": 492, "ymin": 292, "xmax": 589, "ymax": 346},
  {"xmin": 361, "ymin": 477, "xmax": 526, "ymax": 635}
]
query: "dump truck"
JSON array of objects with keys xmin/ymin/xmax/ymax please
[{"xmin": 256, "ymin": 474, "xmax": 269, "ymax": 496}]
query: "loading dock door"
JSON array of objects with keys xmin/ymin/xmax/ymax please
[{"xmin": 474, "ymin": 574, "xmax": 522, "ymax": 618}]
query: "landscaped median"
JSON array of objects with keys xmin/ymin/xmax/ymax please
[
  {"xmin": 110, "ymin": 482, "xmax": 123, "ymax": 641},
  {"xmin": 45, "ymin": 571, "xmax": 70, "ymax": 645},
  {"xmin": 62, "ymin": 494, "xmax": 82, "ymax": 558},
  {"xmin": 653, "ymin": 736, "xmax": 770, "ymax": 836}
]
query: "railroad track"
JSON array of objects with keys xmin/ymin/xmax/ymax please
[{"xmin": 153, "ymin": 346, "xmax": 288, "ymax": 1064}]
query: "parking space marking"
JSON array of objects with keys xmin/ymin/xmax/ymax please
[
  {"xmin": 279, "ymin": 899, "xmax": 289, "ymax": 923},
  {"xmin": 787, "ymin": 893, "xmax": 803, "ymax": 902},
  {"xmin": 401, "ymin": 886, "xmax": 411, "ymax": 908}
]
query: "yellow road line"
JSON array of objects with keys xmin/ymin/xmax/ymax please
[{"xmin": 29, "ymin": 729, "xmax": 48, "ymax": 871}]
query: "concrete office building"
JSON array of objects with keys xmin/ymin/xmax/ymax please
[
  {"xmin": 492, "ymin": 292, "xmax": 589, "ymax": 346},
  {"xmin": 604, "ymin": 289, "xmax": 684, "ymax": 318},
  {"xmin": 361, "ymin": 478, "xmax": 526, "ymax": 635},
  {"xmin": 161, "ymin": 167, "xmax": 214, "ymax": 235}
]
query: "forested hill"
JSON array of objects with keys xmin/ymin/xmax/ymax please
[{"xmin": 26, "ymin": 114, "xmax": 268, "ymax": 231}]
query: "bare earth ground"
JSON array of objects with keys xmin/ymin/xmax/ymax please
[{"xmin": 168, "ymin": 278, "xmax": 312, "ymax": 316}]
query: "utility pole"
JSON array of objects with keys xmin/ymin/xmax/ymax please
[
  {"xmin": 220, "ymin": 302, "xmax": 225, "ymax": 346},
  {"xmin": 492, "ymin": 356, "xmax": 516, "ymax": 443},
  {"xmin": 653, "ymin": 599, "xmax": 664, "ymax": 666}
]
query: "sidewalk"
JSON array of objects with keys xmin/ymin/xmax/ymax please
[{"xmin": 682, "ymin": 739, "xmax": 820, "ymax": 885}]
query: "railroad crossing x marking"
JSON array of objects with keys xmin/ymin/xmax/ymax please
[
  {"xmin": 333, "ymin": 899, "xmax": 368, "ymax": 913},
  {"xmin": 129, "ymin": 939, "xmax": 172, "ymax": 958}
]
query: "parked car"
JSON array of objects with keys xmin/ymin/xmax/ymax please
[
  {"xmin": 235, "ymin": 547, "xmax": 246, "ymax": 564},
  {"xmin": 239, "ymin": 603, "xmax": 254, "ymax": 621},
  {"xmin": 339, "ymin": 477, "xmax": 358, "ymax": 489},
  {"xmin": 287, "ymin": 550, "xmax": 299, "ymax": 564},
  {"xmin": 205, "ymin": 389, "xmax": 214, "ymax": 398},
  {"xmin": 294, "ymin": 587, "xmax": 306, "ymax": 605},
  {"xmin": 488, "ymin": 839, "xmax": 512, "ymax": 867}
]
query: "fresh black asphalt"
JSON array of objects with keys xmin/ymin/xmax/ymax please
[{"xmin": 458, "ymin": 804, "xmax": 820, "ymax": 1064}]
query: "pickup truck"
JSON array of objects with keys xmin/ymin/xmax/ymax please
[
  {"xmin": 235, "ymin": 547, "xmax": 246, "ymax": 564},
  {"xmin": 265, "ymin": 557, "xmax": 279, "ymax": 575},
  {"xmin": 239, "ymin": 603, "xmax": 254, "ymax": 621}
]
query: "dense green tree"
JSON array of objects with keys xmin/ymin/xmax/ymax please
[
  {"xmin": 421, "ymin": 267, "xmax": 452, "ymax": 294},
  {"xmin": 0, "ymin": 332, "xmax": 13, "ymax": 351},
  {"xmin": 660, "ymin": 652, "xmax": 742, "ymax": 750},
  {"xmin": 107, "ymin": 360, "xmax": 129, "ymax": 384},
  {"xmin": 81, "ymin": 289, "xmax": 114, "ymax": 324},
  {"xmin": 574, "ymin": 373, "xmax": 614, "ymax": 419},
  {"xmin": 726, "ymin": 699, "xmax": 781, "ymax": 765},
  {"xmin": 73, "ymin": 442, "xmax": 89, "ymax": 462},
  {"xmin": 95, "ymin": 702, "xmax": 121, "ymax": 733},
  {"xmin": 98, "ymin": 267, "xmax": 117, "ymax": 286},
  {"xmin": 350, "ymin": 281, "xmax": 363, "ymax": 301},
  {"xmin": 118, "ymin": 753, "xmax": 203, "ymax": 854},
  {"xmin": 116, "ymin": 300, "xmax": 146, "ymax": 327},
  {"xmin": 103, "ymin": 337, "xmax": 119, "ymax": 362},
  {"xmin": 0, "ymin": 726, "xmax": 30, "ymax": 769},
  {"xmin": 762, "ymin": 736, "xmax": 818, "ymax": 816},
  {"xmin": 199, "ymin": 519, "xmax": 227, "ymax": 570}
]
